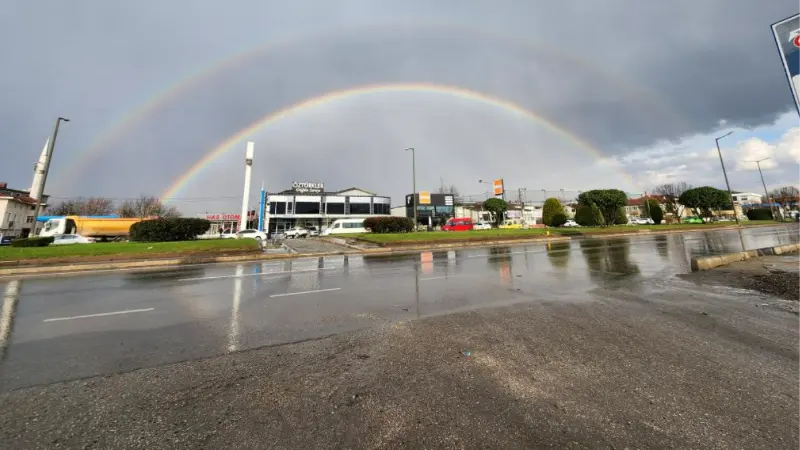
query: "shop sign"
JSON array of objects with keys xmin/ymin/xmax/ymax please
[{"xmin": 292, "ymin": 181, "xmax": 324, "ymax": 193}]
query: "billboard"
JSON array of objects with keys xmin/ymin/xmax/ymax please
[
  {"xmin": 771, "ymin": 14, "xmax": 800, "ymax": 114},
  {"xmin": 492, "ymin": 179, "xmax": 504, "ymax": 197},
  {"xmin": 418, "ymin": 191, "xmax": 431, "ymax": 204}
]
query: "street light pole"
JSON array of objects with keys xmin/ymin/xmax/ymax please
[
  {"xmin": 714, "ymin": 131, "xmax": 739, "ymax": 225},
  {"xmin": 31, "ymin": 117, "xmax": 69, "ymax": 232},
  {"xmin": 405, "ymin": 148, "xmax": 417, "ymax": 228},
  {"xmin": 746, "ymin": 158, "xmax": 777, "ymax": 220}
]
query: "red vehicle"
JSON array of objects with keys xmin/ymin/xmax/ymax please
[{"xmin": 442, "ymin": 218, "xmax": 474, "ymax": 231}]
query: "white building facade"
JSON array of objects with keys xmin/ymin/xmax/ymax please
[{"xmin": 0, "ymin": 182, "xmax": 47, "ymax": 238}]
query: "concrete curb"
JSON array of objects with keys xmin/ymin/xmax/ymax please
[
  {"xmin": 0, "ymin": 250, "xmax": 358, "ymax": 277},
  {"xmin": 690, "ymin": 243, "xmax": 800, "ymax": 272}
]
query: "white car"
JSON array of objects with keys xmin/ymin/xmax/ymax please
[
  {"xmin": 306, "ymin": 226, "xmax": 320, "ymax": 237},
  {"xmin": 473, "ymin": 221, "xmax": 492, "ymax": 230},
  {"xmin": 236, "ymin": 229, "xmax": 268, "ymax": 242},
  {"xmin": 220, "ymin": 230, "xmax": 238, "ymax": 239},
  {"xmin": 52, "ymin": 234, "xmax": 95, "ymax": 245},
  {"xmin": 284, "ymin": 227, "xmax": 309, "ymax": 239},
  {"xmin": 634, "ymin": 218, "xmax": 654, "ymax": 225},
  {"xmin": 561, "ymin": 220, "xmax": 580, "ymax": 227}
]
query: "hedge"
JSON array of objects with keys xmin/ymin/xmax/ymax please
[
  {"xmin": 363, "ymin": 216, "xmax": 414, "ymax": 233},
  {"xmin": 10, "ymin": 236, "xmax": 54, "ymax": 247},
  {"xmin": 551, "ymin": 213, "xmax": 567, "ymax": 227},
  {"xmin": 542, "ymin": 198, "xmax": 564, "ymax": 226},
  {"xmin": 129, "ymin": 218, "xmax": 211, "ymax": 242},
  {"xmin": 746, "ymin": 208, "xmax": 773, "ymax": 221},
  {"xmin": 574, "ymin": 203, "xmax": 603, "ymax": 226}
]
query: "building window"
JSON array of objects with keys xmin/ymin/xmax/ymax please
[
  {"xmin": 287, "ymin": 202, "xmax": 294, "ymax": 215},
  {"xmin": 326, "ymin": 203, "xmax": 345, "ymax": 214},
  {"xmin": 350, "ymin": 203, "xmax": 370, "ymax": 214},
  {"xmin": 373, "ymin": 204, "xmax": 390, "ymax": 215},
  {"xmin": 295, "ymin": 202, "xmax": 320, "ymax": 214},
  {"xmin": 269, "ymin": 202, "xmax": 286, "ymax": 214},
  {"xmin": 26, "ymin": 216, "xmax": 34, "ymax": 223}
]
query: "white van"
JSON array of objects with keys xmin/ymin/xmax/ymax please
[{"xmin": 321, "ymin": 218, "xmax": 367, "ymax": 235}]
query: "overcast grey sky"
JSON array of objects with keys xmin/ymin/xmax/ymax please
[{"xmin": 1, "ymin": 0, "xmax": 798, "ymax": 213}]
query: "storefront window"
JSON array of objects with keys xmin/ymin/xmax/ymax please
[
  {"xmin": 295, "ymin": 202, "xmax": 320, "ymax": 214},
  {"xmin": 350, "ymin": 203, "xmax": 370, "ymax": 214},
  {"xmin": 326, "ymin": 203, "xmax": 345, "ymax": 214},
  {"xmin": 269, "ymin": 202, "xmax": 286, "ymax": 214}
]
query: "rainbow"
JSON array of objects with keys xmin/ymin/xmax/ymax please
[
  {"xmin": 160, "ymin": 82, "xmax": 635, "ymax": 200},
  {"xmin": 54, "ymin": 23, "xmax": 675, "ymax": 190}
]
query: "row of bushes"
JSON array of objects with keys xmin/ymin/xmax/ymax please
[
  {"xmin": 363, "ymin": 216, "xmax": 414, "ymax": 233},
  {"xmin": 130, "ymin": 218, "xmax": 211, "ymax": 242},
  {"xmin": 10, "ymin": 236, "xmax": 54, "ymax": 247}
]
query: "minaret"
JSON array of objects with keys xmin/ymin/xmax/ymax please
[
  {"xmin": 29, "ymin": 138, "xmax": 50, "ymax": 200},
  {"xmin": 239, "ymin": 141, "xmax": 254, "ymax": 232}
]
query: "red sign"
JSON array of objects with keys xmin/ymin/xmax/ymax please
[
  {"xmin": 205, "ymin": 214, "xmax": 240, "ymax": 221},
  {"xmin": 205, "ymin": 210, "xmax": 256, "ymax": 221}
]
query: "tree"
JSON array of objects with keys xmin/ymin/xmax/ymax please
[
  {"xmin": 653, "ymin": 182, "xmax": 691, "ymax": 218},
  {"xmin": 47, "ymin": 197, "xmax": 114, "ymax": 216},
  {"xmin": 577, "ymin": 189, "xmax": 628, "ymax": 226},
  {"xmin": 615, "ymin": 206, "xmax": 629, "ymax": 225},
  {"xmin": 678, "ymin": 186, "xmax": 731, "ymax": 220},
  {"xmin": 645, "ymin": 199, "xmax": 664, "ymax": 224},
  {"xmin": 574, "ymin": 203, "xmax": 603, "ymax": 226},
  {"xmin": 542, "ymin": 197, "xmax": 564, "ymax": 226},
  {"xmin": 550, "ymin": 213, "xmax": 567, "ymax": 227},
  {"xmin": 483, "ymin": 198, "xmax": 508, "ymax": 226},
  {"xmin": 438, "ymin": 184, "xmax": 460, "ymax": 197},
  {"xmin": 770, "ymin": 186, "xmax": 799, "ymax": 211},
  {"xmin": 118, "ymin": 195, "xmax": 180, "ymax": 219}
]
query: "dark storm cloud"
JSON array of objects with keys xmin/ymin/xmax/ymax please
[{"xmin": 1, "ymin": 0, "xmax": 797, "ymax": 206}]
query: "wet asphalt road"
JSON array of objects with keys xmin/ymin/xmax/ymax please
[{"xmin": 0, "ymin": 225, "xmax": 797, "ymax": 391}]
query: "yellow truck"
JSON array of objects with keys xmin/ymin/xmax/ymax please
[{"xmin": 39, "ymin": 216, "xmax": 148, "ymax": 240}]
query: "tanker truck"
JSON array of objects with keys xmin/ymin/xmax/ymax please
[{"xmin": 38, "ymin": 216, "xmax": 149, "ymax": 240}]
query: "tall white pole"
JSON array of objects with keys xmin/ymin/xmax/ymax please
[{"xmin": 240, "ymin": 141, "xmax": 254, "ymax": 232}]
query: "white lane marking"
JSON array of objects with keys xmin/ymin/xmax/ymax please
[
  {"xmin": 43, "ymin": 308, "xmax": 155, "ymax": 323},
  {"xmin": 420, "ymin": 276, "xmax": 448, "ymax": 281},
  {"xmin": 178, "ymin": 267, "xmax": 334, "ymax": 282},
  {"xmin": 270, "ymin": 288, "xmax": 341, "ymax": 298}
]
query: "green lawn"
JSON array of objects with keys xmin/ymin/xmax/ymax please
[
  {"xmin": 351, "ymin": 221, "xmax": 785, "ymax": 245},
  {"xmin": 0, "ymin": 239, "xmax": 260, "ymax": 261}
]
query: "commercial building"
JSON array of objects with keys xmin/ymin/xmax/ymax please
[
  {"xmin": 0, "ymin": 182, "xmax": 48, "ymax": 238},
  {"xmin": 201, "ymin": 183, "xmax": 391, "ymax": 235},
  {"xmin": 403, "ymin": 193, "xmax": 455, "ymax": 226},
  {"xmin": 731, "ymin": 192, "xmax": 763, "ymax": 206},
  {"xmin": 266, "ymin": 184, "xmax": 390, "ymax": 234}
]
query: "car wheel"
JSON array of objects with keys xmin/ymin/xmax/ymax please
[{"xmin": 256, "ymin": 236, "xmax": 262, "ymax": 243}]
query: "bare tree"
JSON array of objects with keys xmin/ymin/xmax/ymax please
[
  {"xmin": 770, "ymin": 185, "xmax": 800, "ymax": 212},
  {"xmin": 118, "ymin": 195, "xmax": 180, "ymax": 219},
  {"xmin": 46, "ymin": 197, "xmax": 114, "ymax": 216},
  {"xmin": 653, "ymin": 182, "xmax": 692, "ymax": 219},
  {"xmin": 437, "ymin": 184, "xmax": 460, "ymax": 197}
]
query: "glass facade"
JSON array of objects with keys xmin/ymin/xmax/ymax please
[
  {"xmin": 349, "ymin": 203, "xmax": 370, "ymax": 214},
  {"xmin": 295, "ymin": 201, "xmax": 320, "ymax": 214},
  {"xmin": 326, "ymin": 203, "xmax": 345, "ymax": 214}
]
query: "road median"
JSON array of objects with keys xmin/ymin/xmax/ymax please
[{"xmin": 690, "ymin": 243, "xmax": 800, "ymax": 271}]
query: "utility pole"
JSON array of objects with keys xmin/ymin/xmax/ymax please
[
  {"xmin": 644, "ymin": 191, "xmax": 651, "ymax": 219},
  {"xmin": 31, "ymin": 117, "xmax": 69, "ymax": 232},
  {"xmin": 405, "ymin": 148, "xmax": 417, "ymax": 228},
  {"xmin": 518, "ymin": 187, "xmax": 527, "ymax": 224},
  {"xmin": 747, "ymin": 158, "xmax": 778, "ymax": 221},
  {"xmin": 715, "ymin": 131, "xmax": 740, "ymax": 225}
]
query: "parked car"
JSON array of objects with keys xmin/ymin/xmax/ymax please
[
  {"xmin": 306, "ymin": 226, "xmax": 320, "ymax": 237},
  {"xmin": 236, "ymin": 229, "xmax": 268, "ymax": 242},
  {"xmin": 284, "ymin": 227, "xmax": 309, "ymax": 239},
  {"xmin": 220, "ymin": 230, "xmax": 238, "ymax": 239},
  {"xmin": 473, "ymin": 221, "xmax": 492, "ymax": 230},
  {"xmin": 52, "ymin": 234, "xmax": 95, "ymax": 245},
  {"xmin": 682, "ymin": 216, "xmax": 704, "ymax": 224},
  {"xmin": 561, "ymin": 220, "xmax": 580, "ymax": 227},
  {"xmin": 499, "ymin": 219, "xmax": 524, "ymax": 230},
  {"xmin": 0, "ymin": 235, "xmax": 13, "ymax": 246},
  {"xmin": 634, "ymin": 218, "xmax": 654, "ymax": 225},
  {"xmin": 442, "ymin": 218, "xmax": 474, "ymax": 231}
]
